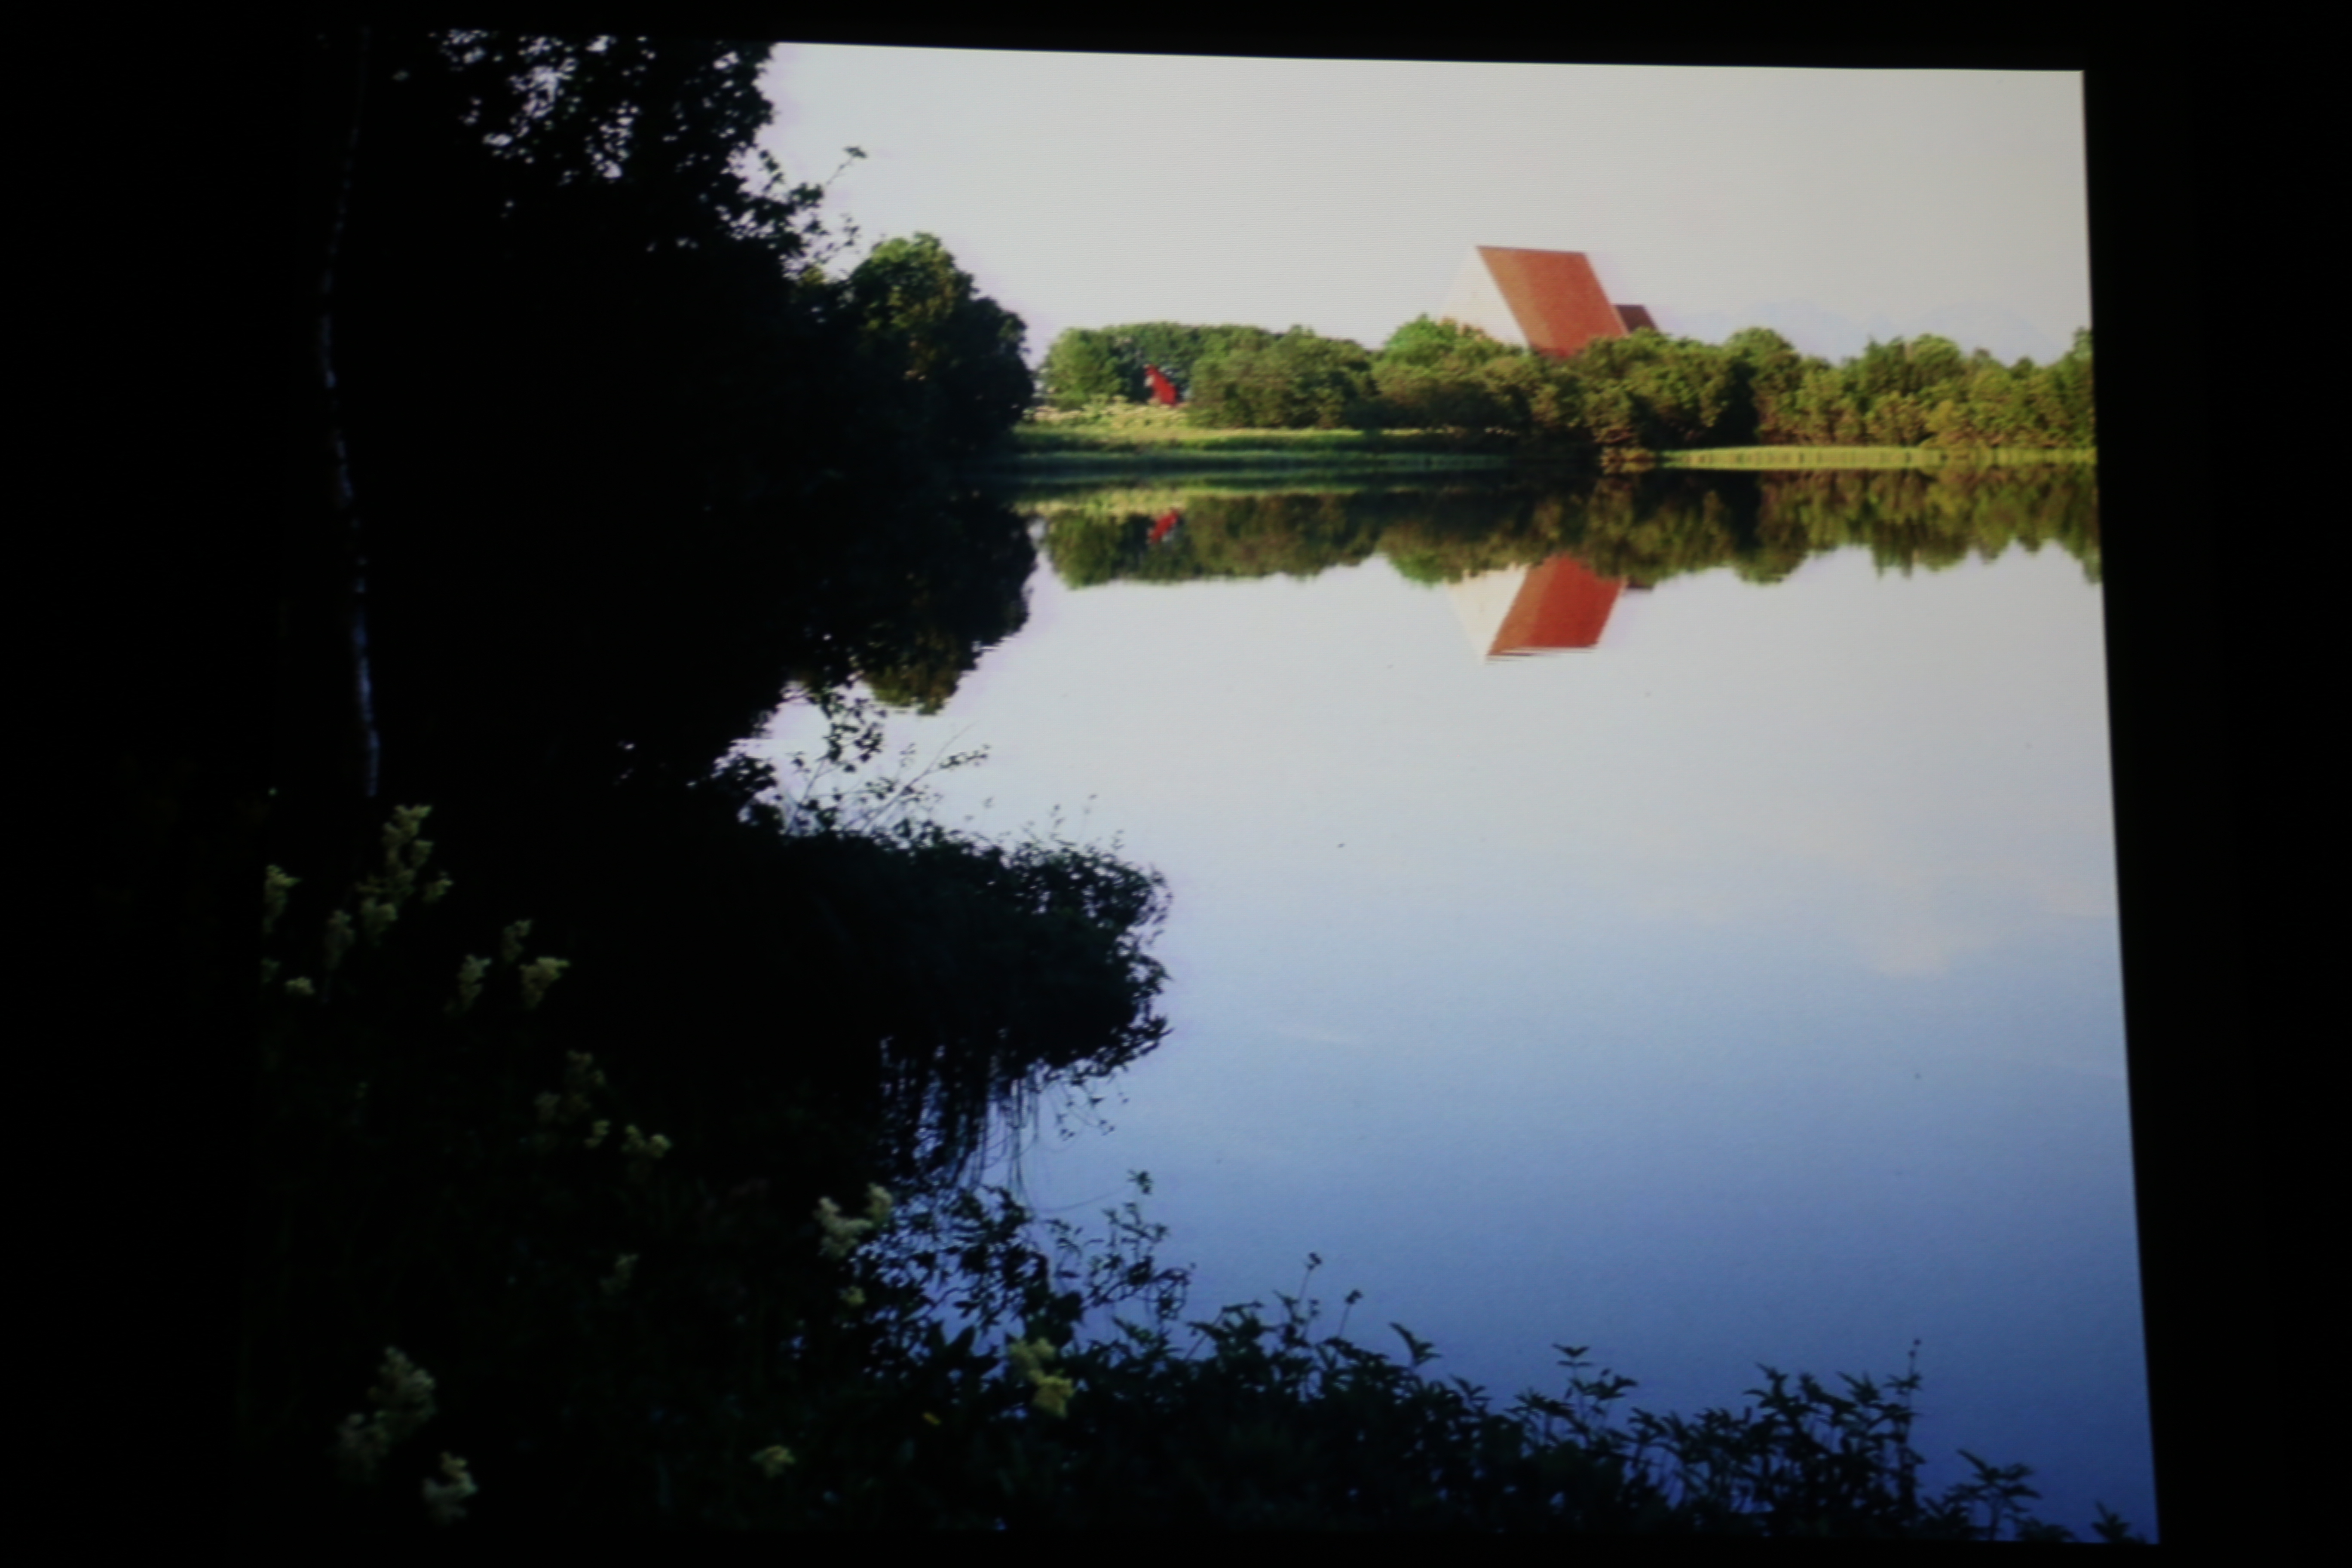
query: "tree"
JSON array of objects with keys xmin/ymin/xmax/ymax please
[
  {"xmin": 1378, "ymin": 314, "xmax": 1517, "ymax": 370},
  {"xmin": 1040, "ymin": 328, "xmax": 1134, "ymax": 407},
  {"xmin": 1185, "ymin": 328, "xmax": 1378, "ymax": 429},
  {"xmin": 847, "ymin": 233, "xmax": 1033, "ymax": 459},
  {"xmin": 1368, "ymin": 317, "xmax": 1528, "ymax": 433},
  {"xmin": 318, "ymin": 30, "xmax": 1044, "ymax": 825},
  {"xmin": 1724, "ymin": 327, "xmax": 1813, "ymax": 446}
]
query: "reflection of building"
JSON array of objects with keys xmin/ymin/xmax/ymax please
[
  {"xmin": 1445, "ymin": 554, "xmax": 1632, "ymax": 658},
  {"xmin": 1438, "ymin": 247, "xmax": 1656, "ymax": 359}
]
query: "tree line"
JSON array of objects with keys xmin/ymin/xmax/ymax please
[{"xmin": 1038, "ymin": 317, "xmax": 2095, "ymax": 452}]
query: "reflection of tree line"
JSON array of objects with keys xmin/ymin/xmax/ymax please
[{"xmin": 1038, "ymin": 466, "xmax": 2100, "ymax": 594}]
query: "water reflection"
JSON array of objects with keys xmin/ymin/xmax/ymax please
[
  {"xmin": 1023, "ymin": 464, "xmax": 2098, "ymax": 599},
  {"xmin": 1446, "ymin": 552, "xmax": 1637, "ymax": 658},
  {"xmin": 753, "ymin": 460, "xmax": 2144, "ymax": 1535}
]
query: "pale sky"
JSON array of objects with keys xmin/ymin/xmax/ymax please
[{"xmin": 756, "ymin": 49, "xmax": 2092, "ymax": 365}]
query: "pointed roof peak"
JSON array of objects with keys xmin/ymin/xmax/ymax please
[{"xmin": 1442, "ymin": 246, "xmax": 1633, "ymax": 360}]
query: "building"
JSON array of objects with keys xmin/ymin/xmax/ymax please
[
  {"xmin": 1437, "ymin": 247, "xmax": 1655, "ymax": 359},
  {"xmin": 1445, "ymin": 554, "xmax": 1640, "ymax": 659}
]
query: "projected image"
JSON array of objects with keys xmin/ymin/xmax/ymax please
[{"xmin": 262, "ymin": 34, "xmax": 2141, "ymax": 1536}]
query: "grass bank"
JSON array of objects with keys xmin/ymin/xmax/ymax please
[
  {"xmin": 1657, "ymin": 445, "xmax": 2097, "ymax": 470},
  {"xmin": 986, "ymin": 404, "xmax": 1516, "ymax": 478},
  {"xmin": 984, "ymin": 409, "xmax": 2097, "ymax": 479},
  {"xmin": 1008, "ymin": 480, "xmax": 1436, "ymax": 512},
  {"xmin": 1010, "ymin": 404, "xmax": 1445, "ymax": 451},
  {"xmin": 990, "ymin": 449, "xmax": 1519, "ymax": 481}
]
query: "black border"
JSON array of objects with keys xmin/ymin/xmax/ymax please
[{"xmin": 183, "ymin": 16, "xmax": 2269, "ymax": 1547}]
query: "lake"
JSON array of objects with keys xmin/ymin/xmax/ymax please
[{"xmin": 743, "ymin": 466, "xmax": 2153, "ymax": 1536}]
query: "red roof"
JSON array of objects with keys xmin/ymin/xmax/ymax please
[
  {"xmin": 1478, "ymin": 247, "xmax": 1630, "ymax": 360},
  {"xmin": 1491, "ymin": 554, "xmax": 1623, "ymax": 654}
]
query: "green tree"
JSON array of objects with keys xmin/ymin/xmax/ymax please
[
  {"xmin": 1378, "ymin": 314, "xmax": 1517, "ymax": 370},
  {"xmin": 324, "ymin": 29, "xmax": 1045, "ymax": 825},
  {"xmin": 1724, "ymin": 327, "xmax": 1816, "ymax": 446},
  {"xmin": 847, "ymin": 233, "xmax": 1033, "ymax": 459},
  {"xmin": 1040, "ymin": 327, "xmax": 1133, "ymax": 408},
  {"xmin": 1368, "ymin": 317, "xmax": 1528, "ymax": 433},
  {"xmin": 1185, "ymin": 328, "xmax": 1378, "ymax": 429}
]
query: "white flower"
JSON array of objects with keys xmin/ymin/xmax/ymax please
[
  {"xmin": 751, "ymin": 1445, "xmax": 796, "ymax": 1479},
  {"xmin": 360, "ymin": 897, "xmax": 397, "ymax": 944},
  {"xmin": 384, "ymin": 806, "xmax": 432, "ymax": 864},
  {"xmin": 1006, "ymin": 1337, "xmax": 1073, "ymax": 1417},
  {"xmin": 262, "ymin": 866, "xmax": 298, "ymax": 933},
  {"xmin": 421, "ymin": 1452, "xmax": 476, "ymax": 1525},
  {"xmin": 814, "ymin": 1196, "xmax": 874, "ymax": 1259},
  {"xmin": 518, "ymin": 956, "xmax": 570, "ymax": 1009},
  {"xmin": 369, "ymin": 1347, "xmax": 437, "ymax": 1439},
  {"xmin": 322, "ymin": 910, "xmax": 355, "ymax": 971},
  {"xmin": 1007, "ymin": 1336, "xmax": 1057, "ymax": 1381},
  {"xmin": 621, "ymin": 1125, "xmax": 672, "ymax": 1179},
  {"xmin": 450, "ymin": 955, "xmax": 489, "ymax": 1016},
  {"xmin": 1031, "ymin": 1374, "xmax": 1075, "ymax": 1419},
  {"xmin": 331, "ymin": 1411, "xmax": 390, "ymax": 1482}
]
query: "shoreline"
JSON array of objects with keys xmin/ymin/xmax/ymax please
[
  {"xmin": 974, "ymin": 439, "xmax": 2097, "ymax": 481},
  {"xmin": 1657, "ymin": 445, "xmax": 2096, "ymax": 470}
]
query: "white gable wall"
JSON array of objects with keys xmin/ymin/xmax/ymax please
[
  {"xmin": 1436, "ymin": 250, "xmax": 1529, "ymax": 349},
  {"xmin": 1444, "ymin": 565, "xmax": 1530, "ymax": 660}
]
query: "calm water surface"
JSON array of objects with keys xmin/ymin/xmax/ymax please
[{"xmin": 748, "ymin": 472, "xmax": 2152, "ymax": 1535}]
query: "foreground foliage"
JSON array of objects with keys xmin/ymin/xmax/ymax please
[{"xmin": 238, "ymin": 796, "xmax": 2144, "ymax": 1538}]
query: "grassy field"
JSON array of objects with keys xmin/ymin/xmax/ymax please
[
  {"xmin": 994, "ymin": 403, "xmax": 1510, "ymax": 474},
  {"xmin": 993, "ymin": 450, "xmax": 1519, "ymax": 481},
  {"xmin": 988, "ymin": 407, "xmax": 2096, "ymax": 476},
  {"xmin": 1007, "ymin": 478, "xmax": 1449, "ymax": 513},
  {"xmin": 1011, "ymin": 403, "xmax": 1403, "ymax": 449}
]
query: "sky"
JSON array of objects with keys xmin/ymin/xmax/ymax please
[{"xmin": 754, "ymin": 49, "xmax": 2092, "ymax": 366}]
